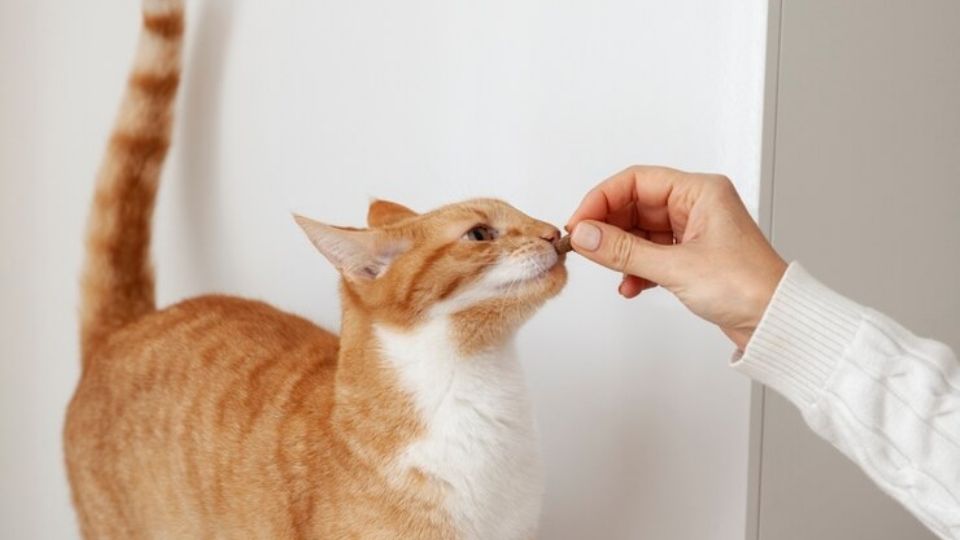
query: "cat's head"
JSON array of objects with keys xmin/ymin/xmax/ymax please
[{"xmin": 295, "ymin": 198, "xmax": 566, "ymax": 352}]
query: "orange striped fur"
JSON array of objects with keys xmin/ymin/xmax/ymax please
[{"xmin": 66, "ymin": 1, "xmax": 566, "ymax": 539}]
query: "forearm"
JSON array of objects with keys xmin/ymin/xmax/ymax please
[{"xmin": 733, "ymin": 263, "xmax": 960, "ymax": 540}]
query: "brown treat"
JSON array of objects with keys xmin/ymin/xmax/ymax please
[{"xmin": 554, "ymin": 234, "xmax": 573, "ymax": 254}]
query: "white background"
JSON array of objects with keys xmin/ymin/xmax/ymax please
[{"xmin": 0, "ymin": 1, "xmax": 767, "ymax": 538}]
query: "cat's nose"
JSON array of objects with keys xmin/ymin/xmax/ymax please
[{"xmin": 539, "ymin": 227, "xmax": 561, "ymax": 244}]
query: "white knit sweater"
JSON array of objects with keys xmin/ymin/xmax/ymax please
[{"xmin": 733, "ymin": 262, "xmax": 959, "ymax": 539}]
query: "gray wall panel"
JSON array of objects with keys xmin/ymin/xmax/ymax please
[{"xmin": 755, "ymin": 0, "xmax": 960, "ymax": 538}]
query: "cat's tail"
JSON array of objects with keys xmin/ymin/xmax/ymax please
[{"xmin": 79, "ymin": 0, "xmax": 185, "ymax": 362}]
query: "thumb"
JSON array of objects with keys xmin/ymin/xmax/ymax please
[{"xmin": 570, "ymin": 220, "xmax": 674, "ymax": 284}]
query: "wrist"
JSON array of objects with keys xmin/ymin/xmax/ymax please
[
  {"xmin": 724, "ymin": 328, "xmax": 754, "ymax": 351},
  {"xmin": 730, "ymin": 257, "xmax": 788, "ymax": 350}
]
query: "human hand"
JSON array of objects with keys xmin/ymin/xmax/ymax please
[{"xmin": 566, "ymin": 166, "xmax": 787, "ymax": 349}]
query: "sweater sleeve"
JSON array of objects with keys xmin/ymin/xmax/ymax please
[{"xmin": 732, "ymin": 262, "xmax": 960, "ymax": 540}]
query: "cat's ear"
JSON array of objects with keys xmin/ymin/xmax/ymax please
[
  {"xmin": 294, "ymin": 214, "xmax": 409, "ymax": 282},
  {"xmin": 367, "ymin": 199, "xmax": 418, "ymax": 228}
]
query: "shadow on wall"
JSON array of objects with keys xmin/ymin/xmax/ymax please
[{"xmin": 178, "ymin": 1, "xmax": 236, "ymax": 286}]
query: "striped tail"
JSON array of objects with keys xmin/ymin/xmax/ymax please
[{"xmin": 80, "ymin": 0, "xmax": 185, "ymax": 362}]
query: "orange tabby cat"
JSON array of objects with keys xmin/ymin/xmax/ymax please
[{"xmin": 64, "ymin": 1, "xmax": 567, "ymax": 538}]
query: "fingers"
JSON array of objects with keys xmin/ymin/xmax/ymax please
[
  {"xmin": 605, "ymin": 202, "xmax": 637, "ymax": 232},
  {"xmin": 570, "ymin": 220, "xmax": 674, "ymax": 285},
  {"xmin": 649, "ymin": 231, "xmax": 675, "ymax": 246},
  {"xmin": 617, "ymin": 228, "xmax": 669, "ymax": 297},
  {"xmin": 618, "ymin": 275, "xmax": 654, "ymax": 298},
  {"xmin": 565, "ymin": 166, "xmax": 690, "ymax": 230},
  {"xmin": 600, "ymin": 201, "xmax": 674, "ymax": 235},
  {"xmin": 617, "ymin": 229, "xmax": 660, "ymax": 298}
]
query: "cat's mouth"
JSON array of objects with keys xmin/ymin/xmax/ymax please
[{"xmin": 496, "ymin": 257, "xmax": 565, "ymax": 291}]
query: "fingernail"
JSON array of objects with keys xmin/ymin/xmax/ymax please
[{"xmin": 571, "ymin": 222, "xmax": 601, "ymax": 251}]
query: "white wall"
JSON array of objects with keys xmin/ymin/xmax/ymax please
[{"xmin": 0, "ymin": 1, "xmax": 767, "ymax": 538}]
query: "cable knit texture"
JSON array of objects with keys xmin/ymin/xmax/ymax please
[{"xmin": 733, "ymin": 262, "xmax": 960, "ymax": 540}]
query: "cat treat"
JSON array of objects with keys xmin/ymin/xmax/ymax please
[{"xmin": 555, "ymin": 234, "xmax": 573, "ymax": 254}]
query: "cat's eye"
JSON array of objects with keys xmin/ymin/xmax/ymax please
[{"xmin": 463, "ymin": 224, "xmax": 498, "ymax": 242}]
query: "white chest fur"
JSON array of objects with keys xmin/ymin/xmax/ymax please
[{"xmin": 375, "ymin": 319, "xmax": 543, "ymax": 540}]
